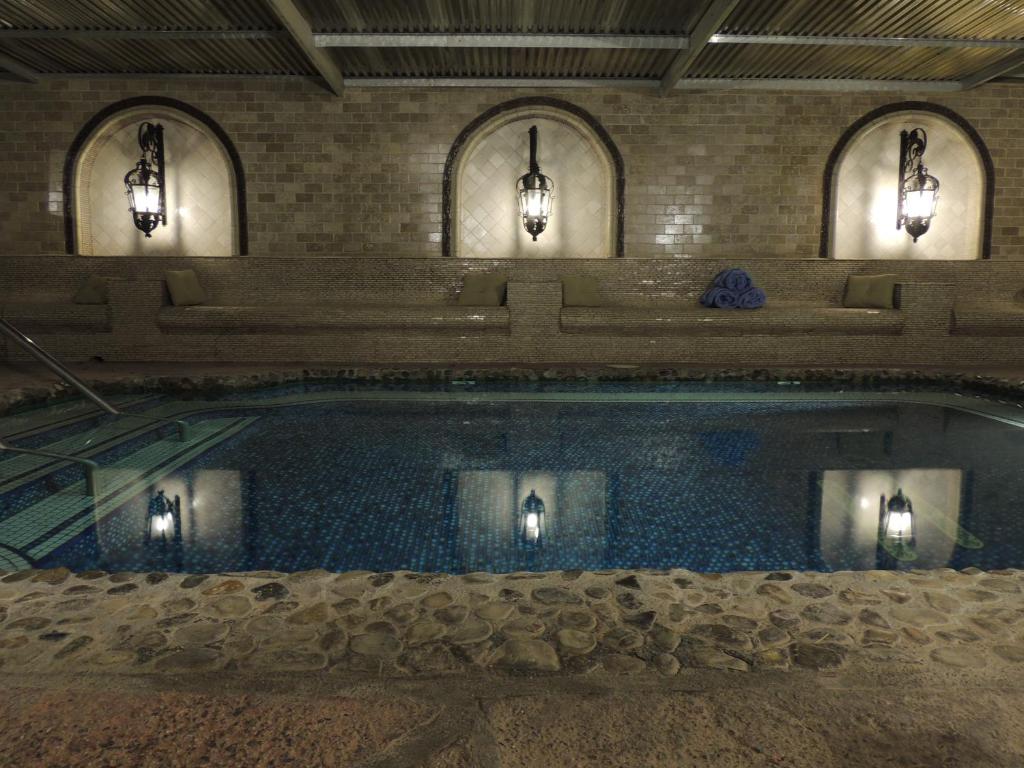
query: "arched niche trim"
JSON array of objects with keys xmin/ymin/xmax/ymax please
[
  {"xmin": 819, "ymin": 101, "xmax": 994, "ymax": 259},
  {"xmin": 64, "ymin": 96, "xmax": 248, "ymax": 255},
  {"xmin": 442, "ymin": 97, "xmax": 625, "ymax": 258}
]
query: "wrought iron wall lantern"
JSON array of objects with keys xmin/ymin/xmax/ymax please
[
  {"xmin": 519, "ymin": 488, "xmax": 545, "ymax": 545},
  {"xmin": 124, "ymin": 121, "xmax": 166, "ymax": 237},
  {"xmin": 516, "ymin": 125, "xmax": 554, "ymax": 241},
  {"xmin": 879, "ymin": 488, "xmax": 915, "ymax": 547},
  {"xmin": 897, "ymin": 128, "xmax": 939, "ymax": 242}
]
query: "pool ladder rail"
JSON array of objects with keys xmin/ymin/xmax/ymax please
[{"xmin": 0, "ymin": 318, "xmax": 190, "ymax": 496}]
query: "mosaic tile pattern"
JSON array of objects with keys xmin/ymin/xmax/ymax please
[
  {"xmin": 77, "ymin": 111, "xmax": 234, "ymax": 257},
  {"xmin": 2, "ymin": 388, "xmax": 1021, "ymax": 575},
  {"xmin": 458, "ymin": 115, "xmax": 611, "ymax": 259},
  {"xmin": 833, "ymin": 113, "xmax": 984, "ymax": 261},
  {"xmin": 0, "ymin": 417, "xmax": 255, "ymax": 567}
]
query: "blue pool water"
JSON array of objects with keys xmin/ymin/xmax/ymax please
[{"xmin": 3, "ymin": 384, "xmax": 1024, "ymax": 574}]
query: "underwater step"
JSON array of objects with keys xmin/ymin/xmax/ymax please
[
  {"xmin": 0, "ymin": 417, "xmax": 257, "ymax": 564},
  {"xmin": 0, "ymin": 405, "xmax": 182, "ymax": 494},
  {"xmin": 0, "ymin": 395, "xmax": 158, "ymax": 443}
]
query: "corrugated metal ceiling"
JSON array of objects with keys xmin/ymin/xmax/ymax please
[
  {"xmin": 331, "ymin": 46, "xmax": 675, "ymax": 79},
  {"xmin": 0, "ymin": 0, "xmax": 1022, "ymax": 85},
  {"xmin": 690, "ymin": 43, "xmax": 1013, "ymax": 82},
  {"xmin": 295, "ymin": 0, "xmax": 711, "ymax": 34},
  {"xmin": 0, "ymin": 36, "xmax": 312, "ymax": 75},
  {"xmin": 721, "ymin": 0, "xmax": 1024, "ymax": 40},
  {"xmin": 0, "ymin": 0, "xmax": 281, "ymax": 31}
]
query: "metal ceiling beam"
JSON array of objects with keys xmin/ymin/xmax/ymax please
[
  {"xmin": 265, "ymin": 0, "xmax": 344, "ymax": 95},
  {"xmin": 343, "ymin": 76, "xmax": 961, "ymax": 92},
  {"xmin": 710, "ymin": 34, "xmax": 1024, "ymax": 49},
  {"xmin": 28, "ymin": 71, "xmax": 968, "ymax": 93},
  {"xmin": 346, "ymin": 77, "xmax": 660, "ymax": 88},
  {"xmin": 961, "ymin": 50, "xmax": 1024, "ymax": 89},
  {"xmin": 672, "ymin": 78, "xmax": 961, "ymax": 92},
  {"xmin": 660, "ymin": 0, "xmax": 742, "ymax": 94},
  {"xmin": 0, "ymin": 29, "xmax": 285, "ymax": 40},
  {"xmin": 313, "ymin": 32, "xmax": 688, "ymax": 49},
  {"xmin": 0, "ymin": 51, "xmax": 37, "ymax": 83}
]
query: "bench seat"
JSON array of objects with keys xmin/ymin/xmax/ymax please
[
  {"xmin": 952, "ymin": 301, "xmax": 1024, "ymax": 336},
  {"xmin": 158, "ymin": 304, "xmax": 510, "ymax": 334},
  {"xmin": 1, "ymin": 303, "xmax": 112, "ymax": 332},
  {"xmin": 560, "ymin": 304, "xmax": 904, "ymax": 336}
]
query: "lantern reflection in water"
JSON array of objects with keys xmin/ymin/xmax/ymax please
[
  {"xmin": 455, "ymin": 471, "xmax": 606, "ymax": 572},
  {"xmin": 820, "ymin": 469, "xmax": 964, "ymax": 569}
]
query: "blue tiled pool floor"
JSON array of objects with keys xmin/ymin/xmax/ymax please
[{"xmin": 3, "ymin": 386, "xmax": 1024, "ymax": 574}]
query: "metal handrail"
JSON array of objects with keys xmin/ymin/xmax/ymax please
[
  {"xmin": 0, "ymin": 437, "xmax": 98, "ymax": 496},
  {"xmin": 0, "ymin": 318, "xmax": 189, "ymax": 441}
]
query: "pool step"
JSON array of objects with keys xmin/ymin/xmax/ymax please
[
  {"xmin": 0, "ymin": 395, "xmax": 158, "ymax": 442},
  {"xmin": 0, "ymin": 405, "xmax": 182, "ymax": 494},
  {"xmin": 0, "ymin": 416, "xmax": 257, "ymax": 568}
]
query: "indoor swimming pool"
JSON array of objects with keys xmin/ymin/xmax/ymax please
[{"xmin": 1, "ymin": 382, "xmax": 1022, "ymax": 575}]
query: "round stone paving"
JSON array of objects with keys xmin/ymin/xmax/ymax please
[{"xmin": 0, "ymin": 566, "xmax": 1021, "ymax": 678}]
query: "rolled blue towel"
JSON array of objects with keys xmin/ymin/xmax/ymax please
[
  {"xmin": 702, "ymin": 287, "xmax": 739, "ymax": 309},
  {"xmin": 699, "ymin": 287, "xmax": 721, "ymax": 307},
  {"xmin": 713, "ymin": 268, "xmax": 753, "ymax": 293},
  {"xmin": 737, "ymin": 286, "xmax": 766, "ymax": 309}
]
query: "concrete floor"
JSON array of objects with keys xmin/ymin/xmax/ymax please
[{"xmin": 3, "ymin": 666, "xmax": 1023, "ymax": 768}]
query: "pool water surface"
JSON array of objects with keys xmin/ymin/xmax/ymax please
[{"xmin": 2, "ymin": 385, "xmax": 1023, "ymax": 574}]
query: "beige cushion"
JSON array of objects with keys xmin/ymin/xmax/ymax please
[
  {"xmin": 561, "ymin": 275, "xmax": 602, "ymax": 307},
  {"xmin": 72, "ymin": 275, "xmax": 109, "ymax": 305},
  {"xmin": 165, "ymin": 269, "xmax": 206, "ymax": 307},
  {"xmin": 843, "ymin": 274, "xmax": 897, "ymax": 309},
  {"xmin": 457, "ymin": 273, "xmax": 507, "ymax": 306}
]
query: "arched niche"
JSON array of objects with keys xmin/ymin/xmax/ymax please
[
  {"xmin": 820, "ymin": 102, "xmax": 993, "ymax": 260},
  {"xmin": 443, "ymin": 97, "xmax": 624, "ymax": 258},
  {"xmin": 64, "ymin": 97, "xmax": 247, "ymax": 256}
]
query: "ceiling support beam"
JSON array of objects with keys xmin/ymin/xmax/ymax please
[
  {"xmin": 32, "ymin": 71, "xmax": 965, "ymax": 92},
  {"xmin": 961, "ymin": 50, "xmax": 1024, "ymax": 89},
  {"xmin": 672, "ymin": 77, "xmax": 961, "ymax": 92},
  {"xmin": 660, "ymin": 0, "xmax": 742, "ymax": 94},
  {"xmin": 0, "ymin": 52, "xmax": 38, "ymax": 83},
  {"xmin": 0, "ymin": 29, "xmax": 285, "ymax": 41},
  {"xmin": 313, "ymin": 33, "xmax": 688, "ymax": 49},
  {"xmin": 265, "ymin": 0, "xmax": 344, "ymax": 95},
  {"xmin": 710, "ymin": 34, "xmax": 1024, "ymax": 50},
  {"xmin": 343, "ymin": 76, "xmax": 961, "ymax": 92}
]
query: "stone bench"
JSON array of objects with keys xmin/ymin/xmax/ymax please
[
  {"xmin": 560, "ymin": 303, "xmax": 904, "ymax": 336},
  {"xmin": 1, "ymin": 302, "xmax": 112, "ymax": 333},
  {"xmin": 158, "ymin": 304, "xmax": 511, "ymax": 334},
  {"xmin": 951, "ymin": 301, "xmax": 1024, "ymax": 336}
]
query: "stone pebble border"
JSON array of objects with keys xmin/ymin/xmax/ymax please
[{"xmin": 1, "ymin": 566, "xmax": 1023, "ymax": 677}]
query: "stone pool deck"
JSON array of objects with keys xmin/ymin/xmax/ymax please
[{"xmin": 2, "ymin": 566, "xmax": 1024, "ymax": 766}]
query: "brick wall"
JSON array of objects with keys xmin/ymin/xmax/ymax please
[
  {"xmin": 1, "ymin": 77, "xmax": 1024, "ymax": 259},
  {"xmin": 4, "ymin": 78, "xmax": 1024, "ymax": 368}
]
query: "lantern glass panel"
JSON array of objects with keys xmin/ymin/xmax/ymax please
[
  {"xmin": 131, "ymin": 180, "xmax": 162, "ymax": 214},
  {"xmin": 884, "ymin": 510, "xmax": 913, "ymax": 540}
]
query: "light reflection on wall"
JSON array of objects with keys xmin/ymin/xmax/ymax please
[
  {"xmin": 456, "ymin": 109, "xmax": 614, "ymax": 259},
  {"xmin": 820, "ymin": 468, "xmax": 962, "ymax": 569},
  {"xmin": 456, "ymin": 470, "xmax": 606, "ymax": 571},
  {"xmin": 832, "ymin": 112, "xmax": 984, "ymax": 260},
  {"xmin": 75, "ymin": 107, "xmax": 237, "ymax": 256}
]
